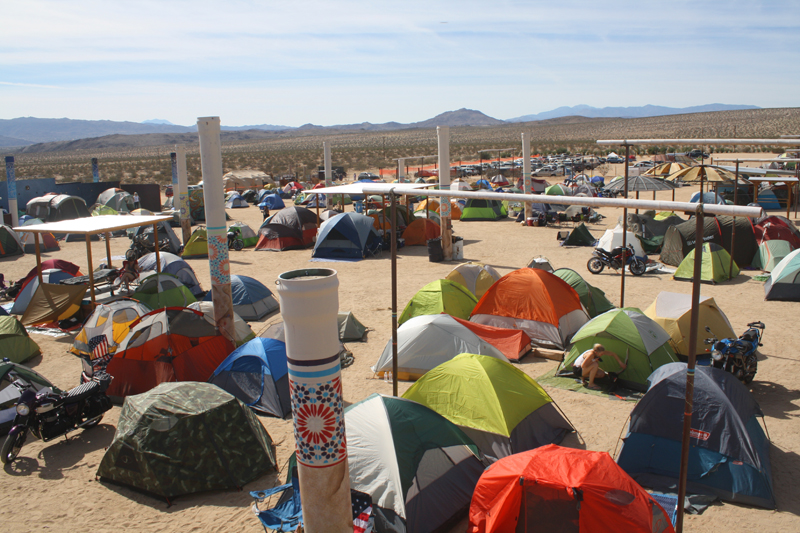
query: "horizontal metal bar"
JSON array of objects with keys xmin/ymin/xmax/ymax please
[
  {"xmin": 597, "ymin": 139, "xmax": 800, "ymax": 146},
  {"xmin": 362, "ymin": 186, "xmax": 764, "ymax": 218}
]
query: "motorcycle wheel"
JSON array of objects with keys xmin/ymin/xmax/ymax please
[
  {"xmin": 1, "ymin": 430, "xmax": 27, "ymax": 464},
  {"xmin": 629, "ymin": 259, "xmax": 646, "ymax": 276},
  {"xmin": 587, "ymin": 257, "xmax": 604, "ymax": 274},
  {"xmin": 233, "ymin": 240, "xmax": 244, "ymax": 251},
  {"xmin": 83, "ymin": 415, "xmax": 104, "ymax": 429}
]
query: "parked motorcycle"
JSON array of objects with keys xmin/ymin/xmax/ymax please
[
  {"xmin": 1, "ymin": 365, "xmax": 113, "ymax": 465},
  {"xmin": 704, "ymin": 322, "xmax": 765, "ymax": 384},
  {"xmin": 587, "ymin": 243, "xmax": 647, "ymax": 276},
  {"xmin": 227, "ymin": 229, "xmax": 244, "ymax": 251}
]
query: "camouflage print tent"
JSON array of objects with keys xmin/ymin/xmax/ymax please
[{"xmin": 97, "ymin": 382, "xmax": 276, "ymax": 501}]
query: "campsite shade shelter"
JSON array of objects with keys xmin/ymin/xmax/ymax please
[
  {"xmin": 468, "ymin": 444, "xmax": 676, "ymax": 533},
  {"xmin": 97, "ymin": 382, "xmax": 277, "ymax": 500},
  {"xmin": 398, "ymin": 279, "xmax": 479, "ymax": 325},
  {"xmin": 643, "ymin": 162, "xmax": 690, "ymax": 177},
  {"xmin": 617, "ymin": 363, "xmax": 775, "ymax": 509},
  {"xmin": 644, "ymin": 292, "xmax": 734, "ymax": 358},
  {"xmin": 372, "ymin": 313, "xmax": 508, "ymax": 380},
  {"xmin": 402, "ymin": 353, "xmax": 573, "ymax": 461},
  {"xmin": 560, "ymin": 308, "xmax": 679, "ymax": 392},
  {"xmin": 14, "ymin": 215, "xmax": 173, "ymax": 305},
  {"xmin": 669, "ymin": 165, "xmax": 738, "ymax": 185}
]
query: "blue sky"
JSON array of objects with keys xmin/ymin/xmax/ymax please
[{"xmin": 2, "ymin": 1, "xmax": 798, "ymax": 127}]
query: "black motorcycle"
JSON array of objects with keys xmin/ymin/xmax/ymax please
[
  {"xmin": 704, "ymin": 322, "xmax": 765, "ymax": 384},
  {"xmin": 1, "ymin": 370, "xmax": 113, "ymax": 465},
  {"xmin": 587, "ymin": 243, "xmax": 647, "ymax": 276},
  {"xmin": 227, "ymin": 229, "xmax": 244, "ymax": 251}
]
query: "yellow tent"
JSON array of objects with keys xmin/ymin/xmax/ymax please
[
  {"xmin": 445, "ymin": 262, "xmax": 501, "ymax": 299},
  {"xmin": 70, "ymin": 299, "xmax": 152, "ymax": 358},
  {"xmin": 643, "ymin": 292, "xmax": 735, "ymax": 357}
]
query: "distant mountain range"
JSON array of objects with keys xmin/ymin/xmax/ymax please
[
  {"xmin": 506, "ymin": 104, "xmax": 759, "ymax": 122},
  {"xmin": 0, "ymin": 104, "xmax": 760, "ymax": 146}
]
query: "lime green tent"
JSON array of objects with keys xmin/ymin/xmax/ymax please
[
  {"xmin": 0, "ymin": 316, "xmax": 41, "ymax": 364},
  {"xmin": 132, "ymin": 273, "xmax": 197, "ymax": 310},
  {"xmin": 403, "ymin": 353, "xmax": 573, "ymax": 460},
  {"xmin": 545, "ymin": 184, "xmax": 570, "ymax": 196},
  {"xmin": 552, "ymin": 268, "xmax": 616, "ymax": 318},
  {"xmin": 91, "ymin": 204, "xmax": 119, "ymax": 216},
  {"xmin": 398, "ymin": 279, "xmax": 478, "ymax": 325},
  {"xmin": 559, "ymin": 308, "xmax": 678, "ymax": 391},
  {"xmin": 182, "ymin": 227, "xmax": 208, "ymax": 259},
  {"xmin": 752, "ymin": 240, "xmax": 793, "ymax": 272},
  {"xmin": 228, "ymin": 222, "xmax": 259, "ymax": 248},
  {"xmin": 460, "ymin": 199, "xmax": 507, "ymax": 221},
  {"xmin": 674, "ymin": 242, "xmax": 739, "ymax": 284}
]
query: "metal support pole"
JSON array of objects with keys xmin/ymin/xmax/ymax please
[
  {"xmin": 390, "ymin": 191, "xmax": 398, "ymax": 397},
  {"xmin": 620, "ymin": 144, "xmax": 629, "ymax": 308},
  {"xmin": 92, "ymin": 158, "xmax": 100, "ymax": 183},
  {"xmin": 522, "ymin": 133, "xmax": 532, "ymax": 222},
  {"xmin": 105, "ymin": 232, "xmax": 112, "ymax": 268},
  {"xmin": 86, "ymin": 234, "xmax": 96, "ymax": 306},
  {"xmin": 437, "ymin": 126, "xmax": 452, "ymax": 260},
  {"xmin": 675, "ymin": 203, "xmax": 705, "ymax": 533},
  {"xmin": 176, "ymin": 145, "xmax": 191, "ymax": 244},
  {"xmin": 275, "ymin": 269, "xmax": 352, "ymax": 533},
  {"xmin": 197, "ymin": 117, "xmax": 236, "ymax": 342},
  {"xmin": 730, "ymin": 162, "xmax": 739, "ymax": 278},
  {"xmin": 324, "ymin": 141, "xmax": 333, "ymax": 189},
  {"xmin": 34, "ymin": 234, "xmax": 43, "ymax": 285},
  {"xmin": 153, "ymin": 223, "xmax": 161, "ymax": 274},
  {"xmin": 170, "ymin": 151, "xmax": 179, "ymax": 215},
  {"xmin": 5, "ymin": 156, "xmax": 19, "ymax": 228}
]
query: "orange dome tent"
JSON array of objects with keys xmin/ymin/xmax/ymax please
[
  {"xmin": 403, "ymin": 218, "xmax": 441, "ymax": 246},
  {"xmin": 470, "ymin": 268, "xmax": 589, "ymax": 350},
  {"xmin": 468, "ymin": 444, "xmax": 675, "ymax": 533}
]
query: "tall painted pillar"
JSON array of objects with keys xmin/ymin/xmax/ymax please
[
  {"xmin": 397, "ymin": 157, "xmax": 406, "ymax": 184},
  {"xmin": 91, "ymin": 158, "xmax": 100, "ymax": 183},
  {"xmin": 175, "ymin": 144, "xmax": 191, "ymax": 244},
  {"xmin": 522, "ymin": 133, "xmax": 532, "ymax": 221},
  {"xmin": 322, "ymin": 141, "xmax": 333, "ymax": 207},
  {"xmin": 5, "ymin": 156, "xmax": 19, "ymax": 228},
  {"xmin": 275, "ymin": 268, "xmax": 352, "ymax": 533},
  {"xmin": 170, "ymin": 151, "xmax": 180, "ymax": 219},
  {"xmin": 196, "ymin": 117, "xmax": 236, "ymax": 341},
  {"xmin": 437, "ymin": 126, "xmax": 452, "ymax": 260}
]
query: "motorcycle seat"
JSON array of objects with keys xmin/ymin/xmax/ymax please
[
  {"xmin": 63, "ymin": 380, "xmax": 102, "ymax": 404},
  {"xmin": 742, "ymin": 329, "xmax": 759, "ymax": 343},
  {"xmin": 735, "ymin": 339, "xmax": 754, "ymax": 353}
]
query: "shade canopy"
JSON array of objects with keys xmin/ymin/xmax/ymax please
[
  {"xmin": 669, "ymin": 165, "xmax": 738, "ymax": 183},
  {"xmin": 13, "ymin": 214, "xmax": 173, "ymax": 235},
  {"xmin": 604, "ymin": 175, "xmax": 675, "ymax": 192}
]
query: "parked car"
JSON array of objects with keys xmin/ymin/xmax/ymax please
[{"xmin": 687, "ymin": 149, "xmax": 710, "ymax": 159}]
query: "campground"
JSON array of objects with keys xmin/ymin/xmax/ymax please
[{"xmin": 1, "ymin": 157, "xmax": 799, "ymax": 532}]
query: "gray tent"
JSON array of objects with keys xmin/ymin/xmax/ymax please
[{"xmin": 338, "ymin": 311, "xmax": 366, "ymax": 342}]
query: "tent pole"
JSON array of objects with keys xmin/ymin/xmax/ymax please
[
  {"xmin": 34, "ymin": 234, "xmax": 43, "ymax": 285},
  {"xmin": 676, "ymin": 203, "xmax": 704, "ymax": 533},
  {"xmin": 620, "ymin": 143, "xmax": 629, "ymax": 308},
  {"xmin": 153, "ymin": 223, "xmax": 161, "ymax": 274},
  {"xmin": 390, "ymin": 190, "xmax": 398, "ymax": 397},
  {"xmin": 105, "ymin": 232, "xmax": 112, "ymax": 268},
  {"xmin": 86, "ymin": 234, "xmax": 96, "ymax": 306}
]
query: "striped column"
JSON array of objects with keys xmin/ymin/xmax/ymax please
[
  {"xmin": 5, "ymin": 156, "xmax": 19, "ymax": 228},
  {"xmin": 91, "ymin": 158, "xmax": 100, "ymax": 183},
  {"xmin": 522, "ymin": 133, "xmax": 532, "ymax": 221},
  {"xmin": 275, "ymin": 268, "xmax": 352, "ymax": 533}
]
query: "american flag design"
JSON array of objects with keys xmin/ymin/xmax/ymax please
[
  {"xmin": 351, "ymin": 490, "xmax": 374, "ymax": 533},
  {"xmin": 88, "ymin": 335, "xmax": 112, "ymax": 371}
]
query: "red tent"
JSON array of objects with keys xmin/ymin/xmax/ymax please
[
  {"xmin": 21, "ymin": 259, "xmax": 81, "ymax": 285},
  {"xmin": 754, "ymin": 216, "xmax": 800, "ymax": 248},
  {"xmin": 105, "ymin": 307, "xmax": 234, "ymax": 398},
  {"xmin": 469, "ymin": 444, "xmax": 675, "ymax": 533},
  {"xmin": 453, "ymin": 316, "xmax": 531, "ymax": 361}
]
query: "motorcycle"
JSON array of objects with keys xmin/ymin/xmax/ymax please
[
  {"xmin": 704, "ymin": 322, "xmax": 765, "ymax": 384},
  {"xmin": 587, "ymin": 243, "xmax": 647, "ymax": 276},
  {"xmin": 227, "ymin": 229, "xmax": 244, "ymax": 251},
  {"xmin": 1, "ymin": 366, "xmax": 113, "ymax": 465}
]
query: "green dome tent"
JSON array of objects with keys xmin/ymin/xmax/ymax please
[
  {"xmin": 552, "ymin": 268, "xmax": 616, "ymax": 318},
  {"xmin": 131, "ymin": 273, "xmax": 197, "ymax": 310},
  {"xmin": 460, "ymin": 199, "xmax": 507, "ymax": 221},
  {"xmin": 674, "ymin": 242, "xmax": 739, "ymax": 284},
  {"xmin": 764, "ymin": 248, "xmax": 800, "ymax": 301},
  {"xmin": 559, "ymin": 308, "xmax": 678, "ymax": 392},
  {"xmin": 181, "ymin": 227, "xmax": 208, "ymax": 259},
  {"xmin": 97, "ymin": 382, "xmax": 276, "ymax": 500},
  {"xmin": 752, "ymin": 239, "xmax": 793, "ymax": 272},
  {"xmin": 0, "ymin": 316, "xmax": 41, "ymax": 364},
  {"xmin": 398, "ymin": 279, "xmax": 478, "ymax": 325},
  {"xmin": 561, "ymin": 223, "xmax": 596, "ymax": 247},
  {"xmin": 403, "ymin": 353, "xmax": 573, "ymax": 461}
]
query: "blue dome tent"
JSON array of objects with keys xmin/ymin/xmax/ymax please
[
  {"xmin": 225, "ymin": 193, "xmax": 250, "ymax": 209},
  {"xmin": 203, "ymin": 275, "xmax": 279, "ymax": 321},
  {"xmin": 617, "ymin": 363, "xmax": 775, "ymax": 509},
  {"xmin": 209, "ymin": 337, "xmax": 290, "ymax": 418},
  {"xmin": 258, "ymin": 194, "xmax": 285, "ymax": 210},
  {"xmin": 312, "ymin": 212, "xmax": 382, "ymax": 260}
]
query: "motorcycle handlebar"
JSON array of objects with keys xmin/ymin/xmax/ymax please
[{"xmin": 747, "ymin": 321, "xmax": 765, "ymax": 329}]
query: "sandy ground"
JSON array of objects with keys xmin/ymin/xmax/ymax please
[{"xmin": 0, "ymin": 153, "xmax": 798, "ymax": 532}]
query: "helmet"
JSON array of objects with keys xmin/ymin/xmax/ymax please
[{"xmin": 125, "ymin": 249, "xmax": 137, "ymax": 261}]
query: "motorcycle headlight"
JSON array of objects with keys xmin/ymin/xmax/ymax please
[
  {"xmin": 16, "ymin": 403, "xmax": 30, "ymax": 416},
  {"xmin": 711, "ymin": 350, "xmax": 723, "ymax": 362}
]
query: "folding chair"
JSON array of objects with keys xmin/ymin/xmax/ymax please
[{"xmin": 250, "ymin": 475, "xmax": 302, "ymax": 532}]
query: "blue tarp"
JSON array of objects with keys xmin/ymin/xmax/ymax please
[
  {"xmin": 617, "ymin": 363, "xmax": 775, "ymax": 509},
  {"xmin": 209, "ymin": 337, "xmax": 290, "ymax": 418},
  {"xmin": 312, "ymin": 212, "xmax": 382, "ymax": 260}
]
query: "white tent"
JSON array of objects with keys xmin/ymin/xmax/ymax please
[
  {"xmin": 597, "ymin": 224, "xmax": 646, "ymax": 257},
  {"xmin": 372, "ymin": 314, "xmax": 507, "ymax": 380}
]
